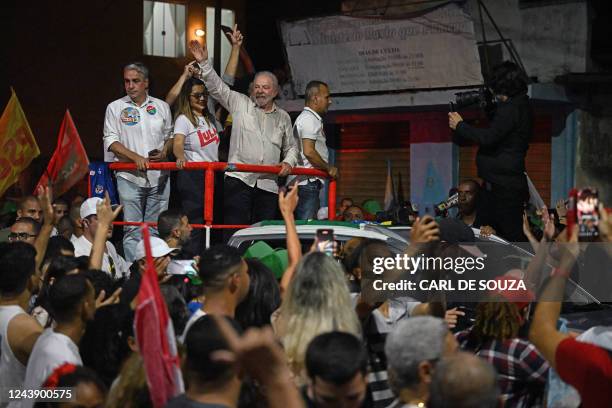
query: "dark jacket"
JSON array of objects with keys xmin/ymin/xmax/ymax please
[{"xmin": 454, "ymin": 94, "xmax": 532, "ymax": 190}]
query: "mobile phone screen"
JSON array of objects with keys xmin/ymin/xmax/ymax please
[
  {"xmin": 316, "ymin": 229, "xmax": 336, "ymax": 257},
  {"xmin": 577, "ymin": 188, "xmax": 599, "ymax": 238}
]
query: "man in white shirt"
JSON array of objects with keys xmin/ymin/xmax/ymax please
[
  {"xmin": 21, "ymin": 274, "xmax": 95, "ymax": 408},
  {"xmin": 293, "ymin": 81, "xmax": 338, "ymax": 220},
  {"xmin": 103, "ymin": 62, "xmax": 173, "ymax": 262},
  {"xmin": 0, "ymin": 243, "xmax": 43, "ymax": 408},
  {"xmin": 72, "ymin": 197, "xmax": 129, "ymax": 279},
  {"xmin": 188, "ymin": 40, "xmax": 298, "ymax": 238}
]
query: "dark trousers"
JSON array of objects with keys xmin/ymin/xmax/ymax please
[
  {"xmin": 482, "ymin": 182, "xmax": 529, "ymax": 242},
  {"xmin": 176, "ymin": 170, "xmax": 224, "ymax": 254},
  {"xmin": 223, "ymin": 176, "xmax": 278, "ymax": 242}
]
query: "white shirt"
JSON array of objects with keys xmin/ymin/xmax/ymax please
[
  {"xmin": 21, "ymin": 329, "xmax": 82, "ymax": 408},
  {"xmin": 173, "ymin": 115, "xmax": 219, "ymax": 162},
  {"xmin": 71, "ymin": 235, "xmax": 129, "ymax": 279},
  {"xmin": 294, "ymin": 107, "xmax": 328, "ymax": 184},
  {"xmin": 198, "ymin": 60, "xmax": 298, "ymax": 194},
  {"xmin": 179, "ymin": 309, "xmax": 206, "ymax": 344},
  {"xmin": 103, "ymin": 94, "xmax": 173, "ymax": 187},
  {"xmin": 0, "ymin": 305, "xmax": 27, "ymax": 407}
]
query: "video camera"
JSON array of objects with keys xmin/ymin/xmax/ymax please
[{"xmin": 449, "ymin": 86, "xmax": 496, "ymax": 116}]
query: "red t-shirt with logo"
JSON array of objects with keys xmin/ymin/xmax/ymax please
[{"xmin": 555, "ymin": 337, "xmax": 612, "ymax": 407}]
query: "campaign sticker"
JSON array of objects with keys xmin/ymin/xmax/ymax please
[
  {"xmin": 146, "ymin": 105, "xmax": 157, "ymax": 115},
  {"xmin": 120, "ymin": 107, "xmax": 140, "ymax": 126}
]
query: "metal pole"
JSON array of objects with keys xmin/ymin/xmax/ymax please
[{"xmin": 205, "ymin": 226, "xmax": 211, "ymax": 248}]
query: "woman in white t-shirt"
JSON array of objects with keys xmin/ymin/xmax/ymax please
[{"xmin": 173, "ymin": 78, "xmax": 220, "ymax": 251}]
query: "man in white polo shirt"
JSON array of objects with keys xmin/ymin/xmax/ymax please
[
  {"xmin": 103, "ymin": 62, "xmax": 173, "ymax": 262},
  {"xmin": 72, "ymin": 197, "xmax": 129, "ymax": 279},
  {"xmin": 293, "ymin": 81, "xmax": 338, "ymax": 220}
]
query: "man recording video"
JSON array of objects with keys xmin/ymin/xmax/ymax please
[{"xmin": 448, "ymin": 61, "xmax": 531, "ymax": 242}]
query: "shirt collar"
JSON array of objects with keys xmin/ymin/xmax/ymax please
[
  {"xmin": 251, "ymin": 99, "xmax": 278, "ymax": 114},
  {"xmin": 122, "ymin": 93, "xmax": 152, "ymax": 107},
  {"xmin": 303, "ymin": 107, "xmax": 322, "ymax": 121}
]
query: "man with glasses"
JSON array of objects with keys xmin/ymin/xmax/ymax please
[
  {"xmin": 7, "ymin": 217, "xmax": 40, "ymax": 245},
  {"xmin": 0, "ymin": 196, "xmax": 43, "ymax": 242},
  {"xmin": 103, "ymin": 62, "xmax": 173, "ymax": 262},
  {"xmin": 72, "ymin": 197, "xmax": 129, "ymax": 279}
]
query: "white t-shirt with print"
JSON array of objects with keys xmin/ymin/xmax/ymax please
[{"xmin": 174, "ymin": 114, "xmax": 219, "ymax": 163}]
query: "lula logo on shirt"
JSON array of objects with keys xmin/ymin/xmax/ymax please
[
  {"xmin": 146, "ymin": 105, "xmax": 157, "ymax": 115},
  {"xmin": 120, "ymin": 107, "xmax": 140, "ymax": 126},
  {"xmin": 197, "ymin": 128, "xmax": 219, "ymax": 148}
]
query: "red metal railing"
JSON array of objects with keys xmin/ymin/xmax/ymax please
[{"xmin": 104, "ymin": 162, "xmax": 336, "ymax": 239}]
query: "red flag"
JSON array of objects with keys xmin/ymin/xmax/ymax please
[
  {"xmin": 34, "ymin": 110, "xmax": 89, "ymax": 197},
  {"xmin": 134, "ymin": 226, "xmax": 184, "ymax": 408}
]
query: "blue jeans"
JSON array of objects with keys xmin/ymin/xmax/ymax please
[
  {"xmin": 116, "ymin": 176, "xmax": 170, "ymax": 263},
  {"xmin": 295, "ymin": 180, "xmax": 322, "ymax": 220}
]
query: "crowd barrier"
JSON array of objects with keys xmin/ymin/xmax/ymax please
[{"xmin": 97, "ymin": 161, "xmax": 337, "ymax": 246}]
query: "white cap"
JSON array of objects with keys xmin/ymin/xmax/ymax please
[
  {"xmin": 80, "ymin": 197, "xmax": 104, "ymax": 219},
  {"xmin": 135, "ymin": 237, "xmax": 178, "ymax": 260},
  {"xmin": 317, "ymin": 206, "xmax": 329, "ymax": 220}
]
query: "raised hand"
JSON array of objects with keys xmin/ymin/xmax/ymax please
[
  {"xmin": 410, "ymin": 215, "xmax": 440, "ymax": 243},
  {"xmin": 189, "ymin": 40, "xmax": 209, "ymax": 63},
  {"xmin": 37, "ymin": 186, "xmax": 55, "ymax": 226},
  {"xmin": 96, "ymin": 193, "xmax": 122, "ymax": 227},
  {"xmin": 229, "ymin": 24, "xmax": 244, "ymax": 47},
  {"xmin": 541, "ymin": 206, "xmax": 555, "ymax": 241},
  {"xmin": 278, "ymin": 182, "xmax": 299, "ymax": 217}
]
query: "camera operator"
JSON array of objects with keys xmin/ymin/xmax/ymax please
[{"xmin": 448, "ymin": 61, "xmax": 531, "ymax": 242}]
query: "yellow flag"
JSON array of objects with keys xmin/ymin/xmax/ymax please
[{"xmin": 0, "ymin": 90, "xmax": 40, "ymax": 196}]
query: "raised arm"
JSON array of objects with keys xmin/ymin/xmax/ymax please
[
  {"xmin": 189, "ymin": 40, "xmax": 245, "ymax": 113},
  {"xmin": 89, "ymin": 194, "xmax": 123, "ymax": 270},
  {"xmin": 223, "ymin": 24, "xmax": 243, "ymax": 81},
  {"xmin": 165, "ymin": 61, "xmax": 198, "ymax": 106},
  {"xmin": 529, "ymin": 228, "xmax": 578, "ymax": 369},
  {"xmin": 34, "ymin": 186, "xmax": 55, "ymax": 273},
  {"xmin": 279, "ymin": 184, "xmax": 300, "ymax": 298}
]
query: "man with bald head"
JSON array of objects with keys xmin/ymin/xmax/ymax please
[{"xmin": 189, "ymin": 37, "xmax": 298, "ymax": 238}]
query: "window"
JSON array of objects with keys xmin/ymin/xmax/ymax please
[
  {"xmin": 205, "ymin": 7, "xmax": 236, "ymax": 70},
  {"xmin": 143, "ymin": 1, "xmax": 186, "ymax": 58}
]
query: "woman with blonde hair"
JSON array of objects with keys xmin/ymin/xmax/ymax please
[{"xmin": 275, "ymin": 251, "xmax": 361, "ymax": 384}]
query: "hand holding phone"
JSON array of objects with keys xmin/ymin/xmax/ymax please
[
  {"xmin": 316, "ymin": 229, "xmax": 337, "ymax": 257},
  {"xmin": 577, "ymin": 188, "xmax": 600, "ymax": 239}
]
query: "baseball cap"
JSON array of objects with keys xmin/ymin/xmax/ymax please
[
  {"xmin": 80, "ymin": 197, "xmax": 103, "ymax": 219},
  {"xmin": 135, "ymin": 237, "xmax": 178, "ymax": 260},
  {"xmin": 80, "ymin": 197, "xmax": 119, "ymax": 219}
]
